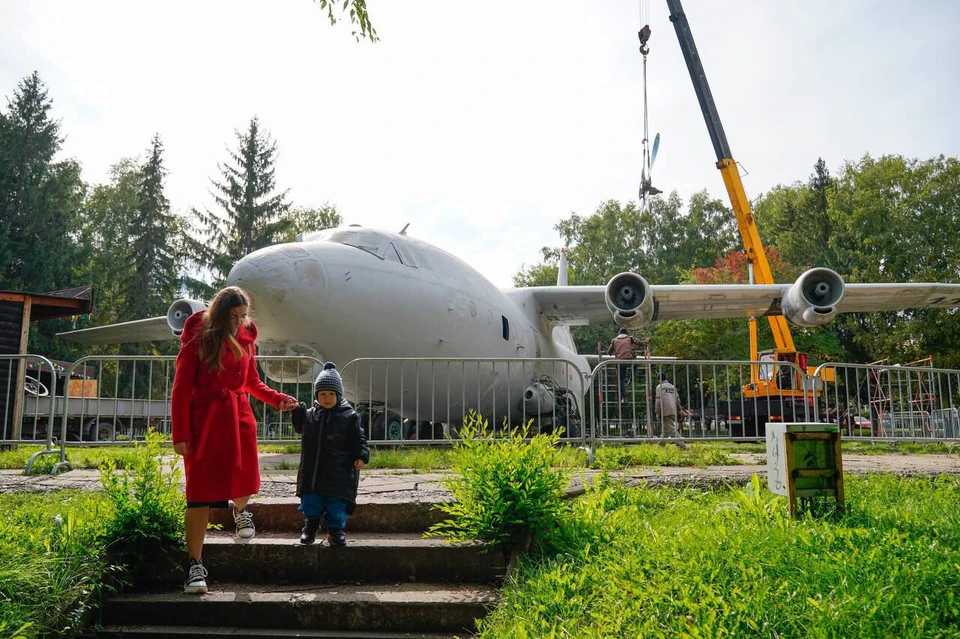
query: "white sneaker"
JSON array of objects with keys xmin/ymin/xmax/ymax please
[
  {"xmin": 184, "ymin": 560, "xmax": 208, "ymax": 594},
  {"xmin": 233, "ymin": 505, "xmax": 256, "ymax": 539}
]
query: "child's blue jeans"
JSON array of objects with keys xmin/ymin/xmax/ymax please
[{"xmin": 299, "ymin": 493, "xmax": 348, "ymax": 530}]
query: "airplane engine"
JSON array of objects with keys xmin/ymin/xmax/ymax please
[
  {"xmin": 166, "ymin": 299, "xmax": 207, "ymax": 336},
  {"xmin": 782, "ymin": 268, "xmax": 845, "ymax": 327},
  {"xmin": 605, "ymin": 272, "xmax": 655, "ymax": 330},
  {"xmin": 522, "ymin": 382, "xmax": 556, "ymax": 415}
]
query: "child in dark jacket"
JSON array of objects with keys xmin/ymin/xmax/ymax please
[{"xmin": 291, "ymin": 362, "xmax": 370, "ymax": 546}]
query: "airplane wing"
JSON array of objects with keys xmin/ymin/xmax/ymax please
[
  {"xmin": 57, "ymin": 316, "xmax": 173, "ymax": 345},
  {"xmin": 531, "ymin": 281, "xmax": 960, "ymax": 325},
  {"xmin": 836, "ymin": 283, "xmax": 960, "ymax": 312},
  {"xmin": 532, "ymin": 284, "xmax": 789, "ymax": 323}
]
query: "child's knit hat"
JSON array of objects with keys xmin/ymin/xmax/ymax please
[{"xmin": 314, "ymin": 362, "xmax": 343, "ymax": 400}]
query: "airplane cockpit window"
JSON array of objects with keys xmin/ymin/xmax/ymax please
[
  {"xmin": 326, "ymin": 229, "xmax": 390, "ymax": 260},
  {"xmin": 394, "ymin": 242, "xmax": 419, "ymax": 268},
  {"xmin": 385, "ymin": 243, "xmax": 402, "ymax": 263},
  {"xmin": 501, "ymin": 316, "xmax": 510, "ymax": 340}
]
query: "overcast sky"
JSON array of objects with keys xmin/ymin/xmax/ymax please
[{"xmin": 2, "ymin": 0, "xmax": 958, "ymax": 288}]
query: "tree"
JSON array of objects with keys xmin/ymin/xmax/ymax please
[
  {"xmin": 753, "ymin": 158, "xmax": 836, "ymax": 270},
  {"xmin": 0, "ymin": 71, "xmax": 84, "ymax": 293},
  {"xmin": 520, "ymin": 193, "xmax": 739, "ymax": 354},
  {"xmin": 76, "ymin": 158, "xmax": 142, "ymax": 328},
  {"xmin": 276, "ymin": 203, "xmax": 343, "ymax": 243},
  {"xmin": 191, "ymin": 117, "xmax": 290, "ymax": 290},
  {"xmin": 124, "ymin": 134, "xmax": 182, "ymax": 320},
  {"xmin": 677, "ymin": 249, "xmax": 848, "ymax": 362},
  {"xmin": 827, "ymin": 154, "xmax": 960, "ymax": 366},
  {"xmin": 315, "ymin": 0, "xmax": 377, "ymax": 42}
]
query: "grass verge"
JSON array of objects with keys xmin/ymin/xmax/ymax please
[{"xmin": 478, "ymin": 473, "xmax": 960, "ymax": 638}]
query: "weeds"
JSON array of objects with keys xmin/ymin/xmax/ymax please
[
  {"xmin": 0, "ymin": 491, "xmax": 110, "ymax": 638},
  {"xmin": 98, "ymin": 429, "xmax": 185, "ymax": 575},
  {"xmin": 426, "ymin": 412, "xmax": 571, "ymax": 554},
  {"xmin": 478, "ymin": 473, "xmax": 960, "ymax": 638}
]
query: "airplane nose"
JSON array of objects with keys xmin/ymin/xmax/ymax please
[{"xmin": 227, "ymin": 243, "xmax": 328, "ymax": 318}]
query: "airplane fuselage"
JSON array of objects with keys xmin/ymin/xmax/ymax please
[{"xmin": 227, "ymin": 228, "xmax": 588, "ymax": 423}]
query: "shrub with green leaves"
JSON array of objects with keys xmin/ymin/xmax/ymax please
[
  {"xmin": 98, "ymin": 429, "xmax": 185, "ymax": 572},
  {"xmin": 426, "ymin": 412, "xmax": 571, "ymax": 554}
]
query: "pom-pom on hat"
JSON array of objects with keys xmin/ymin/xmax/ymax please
[{"xmin": 314, "ymin": 362, "xmax": 344, "ymax": 399}]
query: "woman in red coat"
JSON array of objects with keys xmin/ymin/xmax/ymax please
[{"xmin": 171, "ymin": 286, "xmax": 298, "ymax": 594}]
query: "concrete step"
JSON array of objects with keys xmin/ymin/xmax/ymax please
[
  {"xmin": 93, "ymin": 625, "xmax": 470, "ymax": 638},
  {"xmin": 148, "ymin": 532, "xmax": 506, "ymax": 585},
  {"xmin": 101, "ymin": 582, "xmax": 497, "ymax": 634},
  {"xmin": 210, "ymin": 499, "xmax": 447, "ymax": 534}
]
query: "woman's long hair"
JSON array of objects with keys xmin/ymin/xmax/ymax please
[{"xmin": 198, "ymin": 286, "xmax": 251, "ymax": 371}]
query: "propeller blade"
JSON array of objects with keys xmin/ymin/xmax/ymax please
[{"xmin": 650, "ymin": 133, "xmax": 660, "ymax": 171}]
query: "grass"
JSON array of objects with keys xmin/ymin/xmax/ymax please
[
  {"xmin": 0, "ymin": 446, "xmax": 143, "ymax": 472},
  {"xmin": 1, "ymin": 432, "xmax": 184, "ymax": 639},
  {"xmin": 477, "ymin": 473, "xmax": 960, "ymax": 638},
  {"xmin": 0, "ymin": 491, "xmax": 112, "ymax": 639},
  {"xmin": 843, "ymin": 440, "xmax": 960, "ymax": 456},
  {"xmin": 2, "ymin": 438, "xmax": 954, "ymax": 475}
]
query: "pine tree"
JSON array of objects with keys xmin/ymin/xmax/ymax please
[
  {"xmin": 124, "ymin": 134, "xmax": 182, "ymax": 320},
  {"xmin": 0, "ymin": 71, "xmax": 83, "ymax": 292},
  {"xmin": 191, "ymin": 117, "xmax": 290, "ymax": 289}
]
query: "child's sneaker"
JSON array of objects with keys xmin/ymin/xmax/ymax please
[
  {"xmin": 183, "ymin": 559, "xmax": 208, "ymax": 594},
  {"xmin": 327, "ymin": 528, "xmax": 346, "ymax": 547},
  {"xmin": 300, "ymin": 518, "xmax": 321, "ymax": 545},
  {"xmin": 233, "ymin": 504, "xmax": 256, "ymax": 539}
]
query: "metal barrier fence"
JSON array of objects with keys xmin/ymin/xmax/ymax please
[
  {"xmin": 0, "ymin": 354, "xmax": 64, "ymax": 473},
  {"xmin": 813, "ymin": 362, "xmax": 960, "ymax": 440},
  {"xmin": 5, "ymin": 353, "xmax": 959, "ymax": 474},
  {"xmin": 2, "ymin": 355, "xmax": 324, "ymax": 473},
  {"xmin": 341, "ymin": 358, "xmax": 588, "ymax": 446},
  {"xmin": 589, "ymin": 358, "xmax": 811, "ymax": 444}
]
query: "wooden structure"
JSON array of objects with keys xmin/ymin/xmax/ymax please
[
  {"xmin": 766, "ymin": 423, "xmax": 845, "ymax": 518},
  {"xmin": 0, "ymin": 287, "xmax": 92, "ymax": 441}
]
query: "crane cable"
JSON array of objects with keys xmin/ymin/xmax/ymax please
[{"xmin": 638, "ymin": 0, "xmax": 657, "ymax": 206}]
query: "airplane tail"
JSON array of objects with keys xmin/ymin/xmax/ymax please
[{"xmin": 554, "ymin": 248, "xmax": 576, "ymax": 350}]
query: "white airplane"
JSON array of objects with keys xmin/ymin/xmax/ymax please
[{"xmin": 60, "ymin": 225, "xmax": 960, "ymax": 436}]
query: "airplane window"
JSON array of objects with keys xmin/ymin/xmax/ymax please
[
  {"xmin": 385, "ymin": 243, "xmax": 402, "ymax": 263},
  {"xmin": 394, "ymin": 243, "xmax": 419, "ymax": 268},
  {"xmin": 327, "ymin": 229, "xmax": 389, "ymax": 260},
  {"xmin": 501, "ymin": 316, "xmax": 510, "ymax": 340}
]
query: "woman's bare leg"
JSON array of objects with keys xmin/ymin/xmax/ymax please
[
  {"xmin": 233, "ymin": 495, "xmax": 251, "ymax": 511},
  {"xmin": 185, "ymin": 506, "xmax": 210, "ymax": 561}
]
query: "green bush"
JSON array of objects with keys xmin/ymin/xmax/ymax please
[
  {"xmin": 426, "ymin": 412, "xmax": 571, "ymax": 554},
  {"xmin": 2, "ymin": 432, "xmax": 185, "ymax": 638},
  {"xmin": 98, "ymin": 429, "xmax": 185, "ymax": 575}
]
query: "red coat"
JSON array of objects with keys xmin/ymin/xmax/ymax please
[{"xmin": 171, "ymin": 313, "xmax": 285, "ymax": 502}]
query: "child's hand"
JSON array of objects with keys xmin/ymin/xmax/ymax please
[{"xmin": 354, "ymin": 459, "xmax": 365, "ymax": 470}]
